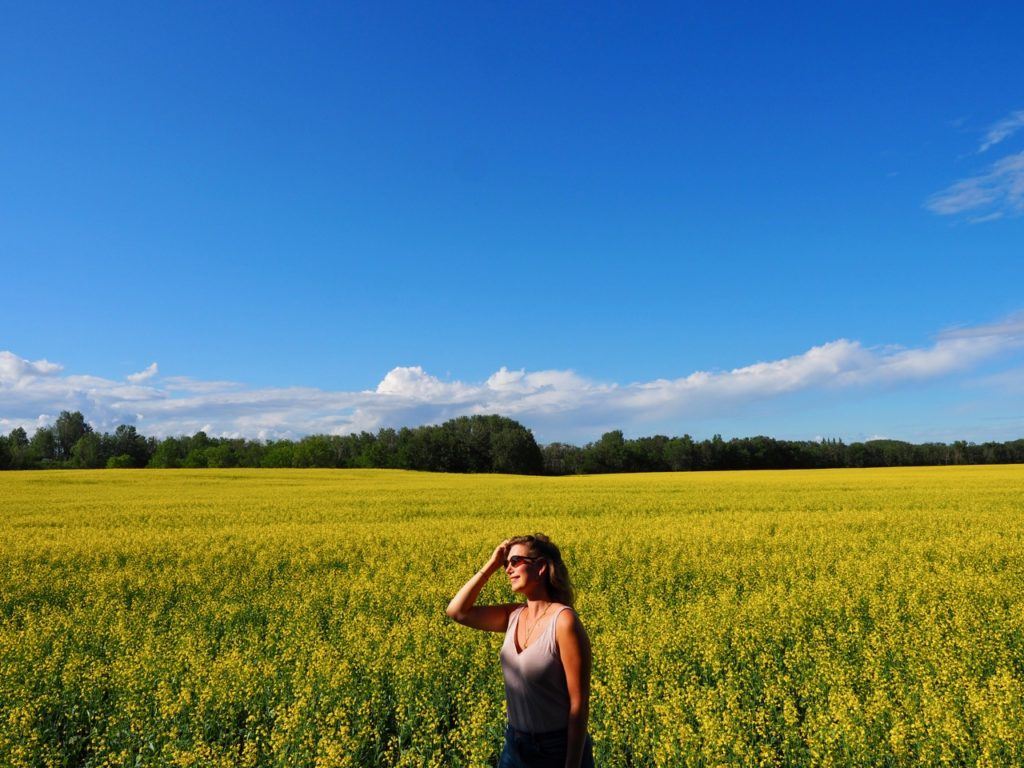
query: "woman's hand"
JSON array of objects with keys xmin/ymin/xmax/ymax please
[
  {"xmin": 484, "ymin": 539, "xmax": 511, "ymax": 574},
  {"xmin": 445, "ymin": 539, "xmax": 517, "ymax": 632}
]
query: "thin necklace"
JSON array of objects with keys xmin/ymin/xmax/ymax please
[{"xmin": 520, "ymin": 602, "xmax": 554, "ymax": 648}]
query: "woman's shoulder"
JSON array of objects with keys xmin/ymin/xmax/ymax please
[
  {"xmin": 553, "ymin": 605, "xmax": 589, "ymax": 654},
  {"xmin": 553, "ymin": 604, "xmax": 582, "ymax": 630}
]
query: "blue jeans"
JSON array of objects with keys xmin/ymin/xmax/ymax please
[{"xmin": 497, "ymin": 724, "xmax": 595, "ymax": 768}]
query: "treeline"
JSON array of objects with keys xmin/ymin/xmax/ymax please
[
  {"xmin": 540, "ymin": 431, "xmax": 1024, "ymax": 473},
  {"xmin": 0, "ymin": 412, "xmax": 545, "ymax": 474},
  {"xmin": 1, "ymin": 411, "xmax": 1023, "ymax": 474}
]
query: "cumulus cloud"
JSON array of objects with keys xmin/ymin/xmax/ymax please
[
  {"xmin": 375, "ymin": 366, "xmax": 473, "ymax": 400},
  {"xmin": 2, "ymin": 315, "xmax": 1023, "ymax": 441},
  {"xmin": 0, "ymin": 352, "xmax": 63, "ymax": 382},
  {"xmin": 925, "ymin": 151, "xmax": 1024, "ymax": 220}
]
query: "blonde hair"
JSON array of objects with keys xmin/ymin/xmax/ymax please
[{"xmin": 507, "ymin": 533, "xmax": 575, "ymax": 607}]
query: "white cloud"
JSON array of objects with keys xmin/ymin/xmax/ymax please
[
  {"xmin": 927, "ymin": 110, "xmax": 1024, "ymax": 222},
  {"xmin": 0, "ymin": 352, "xmax": 63, "ymax": 382},
  {"xmin": 980, "ymin": 109, "xmax": 1024, "ymax": 153},
  {"xmin": 2, "ymin": 314, "xmax": 1023, "ymax": 441},
  {"xmin": 925, "ymin": 151, "xmax": 1024, "ymax": 220},
  {"xmin": 937, "ymin": 313, "xmax": 1024, "ymax": 340},
  {"xmin": 374, "ymin": 366, "xmax": 473, "ymax": 400},
  {"xmin": 161, "ymin": 376, "xmax": 244, "ymax": 394},
  {"xmin": 126, "ymin": 362, "xmax": 159, "ymax": 383}
]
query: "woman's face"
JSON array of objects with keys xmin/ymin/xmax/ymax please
[{"xmin": 506, "ymin": 543, "xmax": 543, "ymax": 593}]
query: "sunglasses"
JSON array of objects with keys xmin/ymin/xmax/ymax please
[{"xmin": 506, "ymin": 555, "xmax": 540, "ymax": 568}]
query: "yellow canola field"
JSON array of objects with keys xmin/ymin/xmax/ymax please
[{"xmin": 2, "ymin": 466, "xmax": 1023, "ymax": 767}]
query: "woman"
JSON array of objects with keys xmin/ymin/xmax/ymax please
[{"xmin": 446, "ymin": 534, "xmax": 594, "ymax": 768}]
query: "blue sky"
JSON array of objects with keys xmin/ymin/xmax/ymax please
[{"xmin": 2, "ymin": 2, "xmax": 1023, "ymax": 443}]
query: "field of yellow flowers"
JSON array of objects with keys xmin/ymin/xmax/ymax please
[{"xmin": 2, "ymin": 466, "xmax": 1023, "ymax": 767}]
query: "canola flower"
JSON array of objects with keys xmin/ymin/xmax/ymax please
[{"xmin": 1, "ymin": 466, "xmax": 1023, "ymax": 767}]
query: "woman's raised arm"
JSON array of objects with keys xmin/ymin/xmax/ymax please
[{"xmin": 445, "ymin": 540, "xmax": 516, "ymax": 632}]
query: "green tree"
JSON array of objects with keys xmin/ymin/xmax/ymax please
[
  {"xmin": 182, "ymin": 448, "xmax": 209, "ymax": 468},
  {"xmin": 189, "ymin": 431, "xmax": 211, "ymax": 452},
  {"xmin": 541, "ymin": 443, "xmax": 584, "ymax": 475},
  {"xmin": 70, "ymin": 432, "xmax": 105, "ymax": 468},
  {"xmin": 366, "ymin": 428, "xmax": 400, "ymax": 468},
  {"xmin": 628, "ymin": 435, "xmax": 671, "ymax": 472},
  {"xmin": 6, "ymin": 427, "xmax": 30, "ymax": 469},
  {"xmin": 148, "ymin": 438, "xmax": 184, "ymax": 468},
  {"xmin": 490, "ymin": 423, "xmax": 544, "ymax": 474},
  {"xmin": 664, "ymin": 435, "xmax": 695, "ymax": 471},
  {"xmin": 109, "ymin": 425, "xmax": 150, "ymax": 467},
  {"xmin": 583, "ymin": 430, "xmax": 627, "ymax": 473},
  {"xmin": 9, "ymin": 426, "xmax": 29, "ymax": 450},
  {"xmin": 29, "ymin": 427, "xmax": 57, "ymax": 466},
  {"xmin": 55, "ymin": 411, "xmax": 92, "ymax": 462},
  {"xmin": 206, "ymin": 442, "xmax": 238, "ymax": 468},
  {"xmin": 293, "ymin": 435, "xmax": 337, "ymax": 468},
  {"xmin": 232, "ymin": 439, "xmax": 266, "ymax": 467},
  {"xmin": 261, "ymin": 441, "xmax": 295, "ymax": 468}
]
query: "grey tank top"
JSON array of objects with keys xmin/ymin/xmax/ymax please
[{"xmin": 500, "ymin": 604, "xmax": 572, "ymax": 732}]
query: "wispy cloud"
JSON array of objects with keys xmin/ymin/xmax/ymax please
[
  {"xmin": 925, "ymin": 151, "xmax": 1024, "ymax": 220},
  {"xmin": 2, "ymin": 315, "xmax": 1023, "ymax": 442},
  {"xmin": 980, "ymin": 109, "xmax": 1024, "ymax": 152},
  {"xmin": 974, "ymin": 364, "xmax": 1024, "ymax": 394},
  {"xmin": 928, "ymin": 109, "xmax": 1024, "ymax": 222},
  {"xmin": 126, "ymin": 362, "xmax": 159, "ymax": 383}
]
